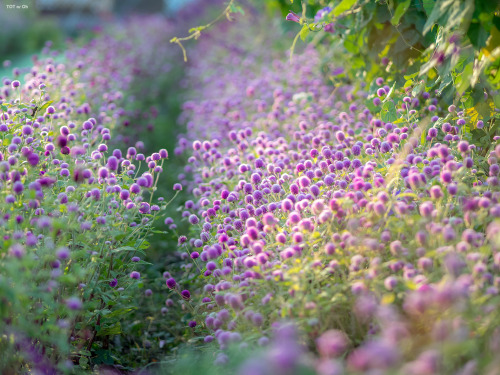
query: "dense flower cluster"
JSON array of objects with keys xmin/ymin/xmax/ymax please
[
  {"xmin": 162, "ymin": 19, "xmax": 500, "ymax": 375},
  {"xmin": 1, "ymin": 4, "xmax": 498, "ymax": 373},
  {"xmin": 0, "ymin": 17, "xmax": 177, "ymax": 373}
]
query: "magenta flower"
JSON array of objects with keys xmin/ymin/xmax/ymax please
[
  {"xmin": 166, "ymin": 278, "xmax": 176, "ymax": 289},
  {"xmin": 286, "ymin": 11, "xmax": 300, "ymax": 23},
  {"xmin": 181, "ymin": 289, "xmax": 191, "ymax": 300}
]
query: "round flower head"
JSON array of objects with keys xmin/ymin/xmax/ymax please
[
  {"xmin": 130, "ymin": 271, "xmax": 140, "ymax": 279},
  {"xmin": 66, "ymin": 297, "xmax": 82, "ymax": 310},
  {"xmin": 316, "ymin": 329, "xmax": 349, "ymax": 358},
  {"xmin": 166, "ymin": 278, "xmax": 176, "ymax": 289},
  {"xmin": 107, "ymin": 156, "xmax": 118, "ymax": 170},
  {"xmin": 56, "ymin": 247, "xmax": 70, "ymax": 259}
]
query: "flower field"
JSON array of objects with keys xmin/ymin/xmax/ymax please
[{"xmin": 1, "ymin": 1, "xmax": 500, "ymax": 374}]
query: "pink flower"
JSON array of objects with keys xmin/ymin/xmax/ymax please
[{"xmin": 324, "ymin": 23, "xmax": 335, "ymax": 33}]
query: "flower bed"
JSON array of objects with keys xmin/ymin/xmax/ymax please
[
  {"xmin": 161, "ymin": 18, "xmax": 500, "ymax": 375},
  {"xmin": 0, "ymin": 16, "xmax": 177, "ymax": 373}
]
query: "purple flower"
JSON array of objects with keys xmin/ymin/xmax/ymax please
[
  {"xmin": 66, "ymin": 297, "xmax": 82, "ymax": 310},
  {"xmin": 9, "ymin": 243, "xmax": 25, "ymax": 258},
  {"xmin": 107, "ymin": 156, "xmax": 119, "ymax": 170},
  {"xmin": 314, "ymin": 6, "xmax": 332, "ymax": 22},
  {"xmin": 139, "ymin": 202, "xmax": 150, "ymax": 214},
  {"xmin": 56, "ymin": 247, "xmax": 70, "ymax": 259},
  {"xmin": 316, "ymin": 330, "xmax": 349, "ymax": 358},
  {"xmin": 28, "ymin": 152, "xmax": 40, "ymax": 167},
  {"xmin": 130, "ymin": 271, "xmax": 140, "ymax": 279},
  {"xmin": 286, "ymin": 11, "xmax": 301, "ymax": 23},
  {"xmin": 166, "ymin": 278, "xmax": 176, "ymax": 289},
  {"xmin": 181, "ymin": 289, "xmax": 191, "ymax": 300}
]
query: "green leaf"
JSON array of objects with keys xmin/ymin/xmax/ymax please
[
  {"xmin": 423, "ymin": 0, "xmax": 473, "ymax": 35},
  {"xmin": 467, "ymin": 21, "xmax": 489, "ymax": 48},
  {"xmin": 93, "ymin": 349, "xmax": 114, "ymax": 365},
  {"xmin": 421, "ymin": 125, "xmax": 428, "ymax": 145},
  {"xmin": 112, "ymin": 246, "xmax": 146, "ymax": 256},
  {"xmin": 404, "ymin": 71, "xmax": 419, "ymax": 80},
  {"xmin": 381, "ymin": 101, "xmax": 398, "ymax": 123},
  {"xmin": 412, "ymin": 80, "xmax": 425, "ymax": 97},
  {"xmin": 437, "ymin": 74, "xmax": 452, "ymax": 96},
  {"xmin": 457, "ymin": 62, "xmax": 473, "ymax": 95},
  {"xmin": 38, "ymin": 100, "xmax": 54, "ymax": 114},
  {"xmin": 383, "ymin": 82, "xmax": 396, "ymax": 103},
  {"xmin": 113, "ymin": 246, "xmax": 136, "ymax": 252},
  {"xmin": 391, "ymin": 0, "xmax": 411, "ymax": 26},
  {"xmin": 466, "ymin": 101, "xmax": 494, "ymax": 124},
  {"xmin": 229, "ymin": 3, "xmax": 245, "ymax": 15},
  {"xmin": 422, "ymin": 0, "xmax": 436, "ymax": 15},
  {"xmin": 333, "ymin": 0, "xmax": 357, "ymax": 17},
  {"xmin": 300, "ymin": 25, "xmax": 310, "ymax": 41},
  {"xmin": 104, "ymin": 307, "xmax": 136, "ymax": 319},
  {"xmin": 97, "ymin": 322, "xmax": 122, "ymax": 337}
]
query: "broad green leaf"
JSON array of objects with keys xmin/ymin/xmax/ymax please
[
  {"xmin": 423, "ymin": 0, "xmax": 435, "ymax": 15},
  {"xmin": 333, "ymin": 0, "xmax": 357, "ymax": 17},
  {"xmin": 467, "ymin": 21, "xmax": 489, "ymax": 48},
  {"xmin": 391, "ymin": 0, "xmax": 411, "ymax": 25},
  {"xmin": 381, "ymin": 101, "xmax": 398, "ymax": 123},
  {"xmin": 404, "ymin": 80, "xmax": 413, "ymax": 88},
  {"xmin": 457, "ymin": 62, "xmax": 473, "ymax": 94},
  {"xmin": 485, "ymin": 26, "xmax": 500, "ymax": 54},
  {"xmin": 423, "ymin": 0, "xmax": 473, "ymax": 35},
  {"xmin": 404, "ymin": 72, "xmax": 419, "ymax": 80},
  {"xmin": 412, "ymin": 80, "xmax": 425, "ymax": 97},
  {"xmin": 494, "ymin": 91, "xmax": 500, "ymax": 109},
  {"xmin": 300, "ymin": 25, "xmax": 310, "ymax": 41},
  {"xmin": 437, "ymin": 74, "xmax": 452, "ymax": 96},
  {"xmin": 466, "ymin": 101, "xmax": 495, "ymax": 124},
  {"xmin": 421, "ymin": 126, "xmax": 428, "ymax": 145}
]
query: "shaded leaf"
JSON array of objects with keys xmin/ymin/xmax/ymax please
[
  {"xmin": 391, "ymin": 0, "xmax": 411, "ymax": 26},
  {"xmin": 333, "ymin": 0, "xmax": 357, "ymax": 17}
]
